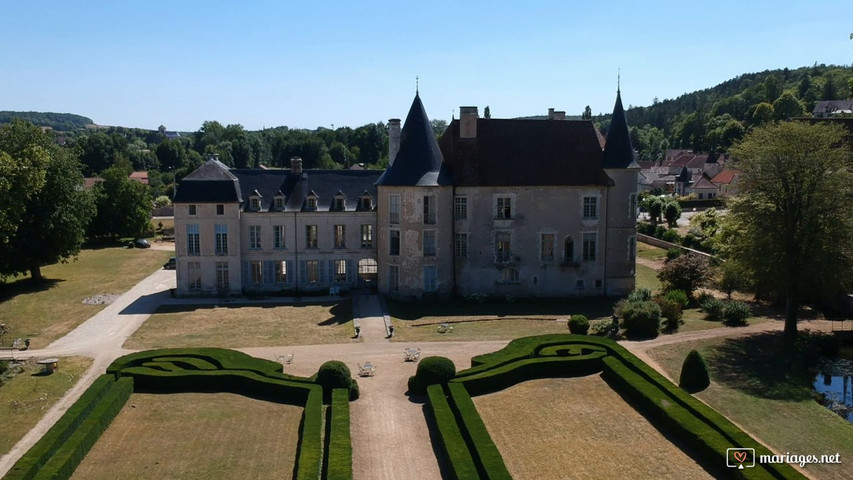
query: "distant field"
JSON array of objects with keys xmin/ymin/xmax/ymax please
[{"xmin": 71, "ymin": 392, "xmax": 302, "ymax": 480}]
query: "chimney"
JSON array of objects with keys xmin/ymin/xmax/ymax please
[
  {"xmin": 290, "ymin": 157, "xmax": 303, "ymax": 175},
  {"xmin": 388, "ymin": 118, "xmax": 401, "ymax": 166},
  {"xmin": 459, "ymin": 106, "xmax": 478, "ymax": 139},
  {"xmin": 207, "ymin": 153, "xmax": 220, "ymax": 162},
  {"xmin": 548, "ymin": 108, "xmax": 555, "ymax": 119},
  {"xmin": 547, "ymin": 108, "xmax": 566, "ymax": 120}
]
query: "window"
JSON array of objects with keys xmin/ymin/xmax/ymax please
[
  {"xmin": 389, "ymin": 195, "xmax": 400, "ymax": 224},
  {"xmin": 216, "ymin": 204, "xmax": 224, "ymax": 215},
  {"xmin": 250, "ymin": 260, "xmax": 263, "ymax": 284},
  {"xmin": 500, "ymin": 268, "xmax": 519, "ymax": 284},
  {"xmin": 576, "ymin": 279, "xmax": 584, "ymax": 289},
  {"xmin": 188, "ymin": 205, "xmax": 197, "ymax": 215},
  {"xmin": 334, "ymin": 196, "xmax": 345, "ymax": 211},
  {"xmin": 250, "ymin": 197, "xmax": 260, "ymax": 210},
  {"xmin": 307, "ymin": 196, "xmax": 317, "ymax": 209},
  {"xmin": 423, "ymin": 195, "xmax": 436, "ymax": 224},
  {"xmin": 628, "ymin": 236, "xmax": 636, "ymax": 262},
  {"xmin": 564, "ymin": 237, "xmax": 575, "ymax": 263},
  {"xmin": 188, "ymin": 262, "xmax": 201, "ymax": 290},
  {"xmin": 423, "ymin": 230, "xmax": 435, "ymax": 256},
  {"xmin": 540, "ymin": 233, "xmax": 555, "ymax": 262},
  {"xmin": 455, "ymin": 233, "xmax": 468, "ymax": 257},
  {"xmin": 334, "ymin": 225, "xmax": 346, "ymax": 248},
  {"xmin": 454, "ymin": 196, "xmax": 467, "ymax": 220},
  {"xmin": 424, "ymin": 265, "xmax": 437, "ymax": 292},
  {"xmin": 274, "ymin": 225, "xmax": 285, "ymax": 249},
  {"xmin": 335, "ymin": 260, "xmax": 347, "ymax": 283},
  {"xmin": 215, "ymin": 224, "xmax": 228, "ymax": 256},
  {"xmin": 595, "ymin": 279, "xmax": 603, "ymax": 288},
  {"xmin": 359, "ymin": 258, "xmax": 378, "ymax": 275},
  {"xmin": 361, "ymin": 224, "xmax": 373, "ymax": 248},
  {"xmin": 274, "ymin": 196, "xmax": 284, "ymax": 210},
  {"xmin": 389, "ymin": 265, "xmax": 399, "ymax": 291},
  {"xmin": 359, "ymin": 196, "xmax": 372, "ymax": 210},
  {"xmin": 389, "ymin": 230, "xmax": 400, "ymax": 255},
  {"xmin": 698, "ymin": 193, "xmax": 704, "ymax": 199},
  {"xmin": 249, "ymin": 225, "xmax": 261, "ymax": 250},
  {"xmin": 582, "ymin": 232, "xmax": 596, "ymax": 261},
  {"xmin": 496, "ymin": 197, "xmax": 512, "ymax": 219},
  {"xmin": 495, "ymin": 232, "xmax": 512, "ymax": 262},
  {"xmin": 629, "ymin": 193, "xmax": 637, "ymax": 218},
  {"xmin": 187, "ymin": 224, "xmax": 200, "ymax": 256},
  {"xmin": 583, "ymin": 197, "xmax": 598, "ymax": 219},
  {"xmin": 306, "ymin": 260, "xmax": 319, "ymax": 284},
  {"xmin": 275, "ymin": 261, "xmax": 287, "ymax": 283},
  {"xmin": 306, "ymin": 225, "xmax": 318, "ymax": 249},
  {"xmin": 216, "ymin": 262, "xmax": 229, "ymax": 290}
]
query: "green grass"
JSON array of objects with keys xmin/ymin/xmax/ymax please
[
  {"xmin": 0, "ymin": 247, "xmax": 171, "ymax": 348},
  {"xmin": 635, "ymin": 263, "xmax": 661, "ymax": 293},
  {"xmin": 647, "ymin": 334, "xmax": 853, "ymax": 480},
  {"xmin": 637, "ymin": 242, "xmax": 668, "ymax": 261},
  {"xmin": 0, "ymin": 356, "xmax": 93, "ymax": 454}
]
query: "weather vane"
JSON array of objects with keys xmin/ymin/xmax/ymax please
[{"xmin": 416, "ymin": 75, "xmax": 419, "ymax": 93}]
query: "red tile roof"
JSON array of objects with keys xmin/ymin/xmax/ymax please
[{"xmin": 710, "ymin": 170, "xmax": 740, "ymax": 185}]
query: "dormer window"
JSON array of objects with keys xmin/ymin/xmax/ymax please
[
  {"xmin": 248, "ymin": 190, "xmax": 262, "ymax": 211},
  {"xmin": 358, "ymin": 192, "xmax": 373, "ymax": 211},
  {"xmin": 306, "ymin": 192, "xmax": 318, "ymax": 211},
  {"xmin": 333, "ymin": 192, "xmax": 346, "ymax": 211},
  {"xmin": 274, "ymin": 195, "xmax": 285, "ymax": 210}
]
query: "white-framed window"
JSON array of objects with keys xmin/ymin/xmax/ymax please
[
  {"xmin": 216, "ymin": 204, "xmax": 224, "ymax": 215},
  {"xmin": 250, "ymin": 260, "xmax": 263, "ymax": 284},
  {"xmin": 306, "ymin": 225, "xmax": 318, "ymax": 249},
  {"xmin": 500, "ymin": 268, "xmax": 519, "ymax": 284},
  {"xmin": 389, "ymin": 194, "xmax": 400, "ymax": 224},
  {"xmin": 423, "ymin": 230, "xmax": 435, "ymax": 256},
  {"xmin": 187, "ymin": 224, "xmax": 200, "ymax": 256},
  {"xmin": 250, "ymin": 197, "xmax": 260, "ymax": 211},
  {"xmin": 335, "ymin": 260, "xmax": 347, "ymax": 283},
  {"xmin": 274, "ymin": 225, "xmax": 285, "ymax": 249},
  {"xmin": 454, "ymin": 196, "xmax": 467, "ymax": 220},
  {"xmin": 628, "ymin": 235, "xmax": 637, "ymax": 262},
  {"xmin": 582, "ymin": 232, "xmax": 597, "ymax": 261},
  {"xmin": 389, "ymin": 265, "xmax": 399, "ymax": 291},
  {"xmin": 188, "ymin": 261, "xmax": 201, "ymax": 290},
  {"xmin": 359, "ymin": 258, "xmax": 378, "ymax": 275},
  {"xmin": 306, "ymin": 260, "xmax": 319, "ymax": 284},
  {"xmin": 540, "ymin": 233, "xmax": 555, "ymax": 262},
  {"xmin": 188, "ymin": 204, "xmax": 197, "ymax": 215},
  {"xmin": 334, "ymin": 225, "xmax": 346, "ymax": 248},
  {"xmin": 583, "ymin": 196, "xmax": 598, "ymax": 219},
  {"xmin": 455, "ymin": 233, "xmax": 468, "ymax": 257},
  {"xmin": 389, "ymin": 229, "xmax": 400, "ymax": 256},
  {"xmin": 216, "ymin": 261, "xmax": 229, "ymax": 290},
  {"xmin": 424, "ymin": 265, "xmax": 437, "ymax": 292},
  {"xmin": 274, "ymin": 196, "xmax": 285, "ymax": 210},
  {"xmin": 629, "ymin": 193, "xmax": 638, "ymax": 218},
  {"xmin": 249, "ymin": 225, "xmax": 261, "ymax": 250},
  {"xmin": 495, "ymin": 232, "xmax": 512, "ymax": 262},
  {"xmin": 361, "ymin": 224, "xmax": 373, "ymax": 248},
  {"xmin": 214, "ymin": 224, "xmax": 228, "ymax": 256},
  {"xmin": 423, "ymin": 195, "xmax": 436, "ymax": 224},
  {"xmin": 275, "ymin": 261, "xmax": 287, "ymax": 283},
  {"xmin": 496, "ymin": 196, "xmax": 512, "ymax": 219}
]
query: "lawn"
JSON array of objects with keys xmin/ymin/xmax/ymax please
[
  {"xmin": 124, "ymin": 300, "xmax": 354, "ymax": 349},
  {"xmin": 647, "ymin": 333, "xmax": 853, "ymax": 480},
  {"xmin": 637, "ymin": 242, "xmax": 668, "ymax": 262},
  {"xmin": 473, "ymin": 376, "xmax": 715, "ymax": 479},
  {"xmin": 0, "ymin": 356, "xmax": 93, "ymax": 454},
  {"xmin": 387, "ymin": 297, "xmax": 617, "ymax": 342},
  {"xmin": 70, "ymin": 392, "xmax": 302, "ymax": 480},
  {"xmin": 0, "ymin": 247, "xmax": 171, "ymax": 348},
  {"xmin": 635, "ymin": 263, "xmax": 661, "ymax": 292}
]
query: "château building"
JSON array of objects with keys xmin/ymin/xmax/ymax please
[{"xmin": 172, "ymin": 91, "xmax": 639, "ymax": 299}]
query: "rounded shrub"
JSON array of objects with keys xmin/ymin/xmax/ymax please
[
  {"xmin": 699, "ymin": 296, "xmax": 725, "ymax": 321},
  {"xmin": 722, "ymin": 300, "xmax": 751, "ymax": 326},
  {"xmin": 657, "ymin": 298, "xmax": 682, "ymax": 333},
  {"xmin": 567, "ymin": 315, "xmax": 590, "ymax": 335},
  {"xmin": 627, "ymin": 287, "xmax": 653, "ymax": 303},
  {"xmin": 316, "ymin": 360, "xmax": 359, "ymax": 401},
  {"xmin": 665, "ymin": 289, "xmax": 690, "ymax": 308},
  {"xmin": 662, "ymin": 229, "xmax": 681, "ymax": 243},
  {"xmin": 653, "ymin": 225, "xmax": 668, "ymax": 239},
  {"xmin": 666, "ymin": 248, "xmax": 683, "ymax": 261},
  {"xmin": 679, "ymin": 349, "xmax": 710, "ymax": 392},
  {"xmin": 620, "ymin": 300, "xmax": 661, "ymax": 338},
  {"xmin": 408, "ymin": 356, "xmax": 456, "ymax": 395}
]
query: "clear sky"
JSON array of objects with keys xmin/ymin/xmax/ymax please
[{"xmin": 2, "ymin": 1, "xmax": 850, "ymax": 131}]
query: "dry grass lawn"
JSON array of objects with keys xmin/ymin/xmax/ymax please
[
  {"xmin": 124, "ymin": 300, "xmax": 354, "ymax": 349},
  {"xmin": 0, "ymin": 247, "xmax": 171, "ymax": 348},
  {"xmin": 473, "ymin": 376, "xmax": 715, "ymax": 480},
  {"xmin": 71, "ymin": 392, "xmax": 303, "ymax": 480},
  {"xmin": 0, "ymin": 356, "xmax": 93, "ymax": 454}
]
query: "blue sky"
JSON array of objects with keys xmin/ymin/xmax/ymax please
[{"xmin": 2, "ymin": 1, "xmax": 850, "ymax": 131}]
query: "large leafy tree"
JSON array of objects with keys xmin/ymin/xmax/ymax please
[
  {"xmin": 0, "ymin": 120, "xmax": 95, "ymax": 281},
  {"xmin": 89, "ymin": 164, "xmax": 151, "ymax": 240},
  {"xmin": 721, "ymin": 121, "xmax": 853, "ymax": 338}
]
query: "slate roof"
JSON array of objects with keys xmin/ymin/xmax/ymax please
[
  {"xmin": 376, "ymin": 93, "xmax": 452, "ymax": 187},
  {"xmin": 676, "ymin": 166, "xmax": 692, "ymax": 183},
  {"xmin": 813, "ymin": 100, "xmax": 853, "ymax": 117},
  {"xmin": 174, "ymin": 159, "xmax": 242, "ymax": 203},
  {"xmin": 602, "ymin": 90, "xmax": 639, "ymax": 169},
  {"xmin": 439, "ymin": 117, "xmax": 613, "ymax": 187},
  {"xmin": 691, "ymin": 175, "xmax": 718, "ymax": 190},
  {"xmin": 232, "ymin": 169, "xmax": 380, "ymax": 212}
]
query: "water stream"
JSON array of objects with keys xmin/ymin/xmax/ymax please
[{"xmin": 813, "ymin": 352, "xmax": 853, "ymax": 423}]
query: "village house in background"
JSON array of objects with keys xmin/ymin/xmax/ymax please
[{"xmin": 171, "ymin": 90, "xmax": 640, "ymax": 299}]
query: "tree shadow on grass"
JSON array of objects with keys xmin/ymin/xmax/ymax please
[
  {"xmin": 317, "ymin": 301, "xmax": 353, "ymax": 326},
  {"xmin": 706, "ymin": 331, "xmax": 836, "ymax": 401},
  {"xmin": 389, "ymin": 296, "xmax": 619, "ymax": 321},
  {"xmin": 0, "ymin": 277, "xmax": 63, "ymax": 303}
]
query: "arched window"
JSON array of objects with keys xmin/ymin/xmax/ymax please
[{"xmin": 564, "ymin": 236, "xmax": 575, "ymax": 263}]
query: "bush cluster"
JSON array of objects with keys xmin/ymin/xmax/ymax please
[
  {"xmin": 408, "ymin": 356, "xmax": 456, "ymax": 395},
  {"xmin": 317, "ymin": 360, "xmax": 360, "ymax": 401},
  {"xmin": 679, "ymin": 350, "xmax": 711, "ymax": 392},
  {"xmin": 620, "ymin": 301, "xmax": 662, "ymax": 338},
  {"xmin": 665, "ymin": 289, "xmax": 690, "ymax": 308},
  {"xmin": 722, "ymin": 300, "xmax": 751, "ymax": 326},
  {"xmin": 627, "ymin": 287, "xmax": 653, "ymax": 303},
  {"xmin": 657, "ymin": 298, "xmax": 683, "ymax": 333},
  {"xmin": 662, "ymin": 229, "xmax": 681, "ymax": 243},
  {"xmin": 567, "ymin": 315, "xmax": 590, "ymax": 335}
]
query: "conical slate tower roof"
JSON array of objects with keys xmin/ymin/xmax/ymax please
[
  {"xmin": 376, "ymin": 93, "xmax": 452, "ymax": 186},
  {"xmin": 602, "ymin": 90, "xmax": 639, "ymax": 169}
]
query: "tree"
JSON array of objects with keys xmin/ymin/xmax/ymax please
[
  {"xmin": 484, "ymin": 106, "xmax": 491, "ymax": 119},
  {"xmin": 722, "ymin": 121, "xmax": 853, "ymax": 339},
  {"xmin": 772, "ymin": 92, "xmax": 804, "ymax": 120},
  {"xmin": 582, "ymin": 105, "xmax": 592, "ymax": 120},
  {"xmin": 0, "ymin": 120, "xmax": 95, "ymax": 281},
  {"xmin": 657, "ymin": 254, "xmax": 711, "ymax": 297},
  {"xmin": 663, "ymin": 199, "xmax": 681, "ymax": 228},
  {"xmin": 750, "ymin": 102, "xmax": 775, "ymax": 125},
  {"xmin": 89, "ymin": 164, "xmax": 151, "ymax": 240}
]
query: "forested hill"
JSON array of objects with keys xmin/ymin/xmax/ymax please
[
  {"xmin": 0, "ymin": 111, "xmax": 94, "ymax": 131},
  {"xmin": 596, "ymin": 64, "xmax": 852, "ymax": 161}
]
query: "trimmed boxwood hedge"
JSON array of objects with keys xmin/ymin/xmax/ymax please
[
  {"xmin": 325, "ymin": 388, "xmax": 353, "ymax": 480},
  {"xmin": 446, "ymin": 383, "xmax": 511, "ymax": 480},
  {"xmin": 295, "ymin": 387, "xmax": 324, "ymax": 480},
  {"xmin": 426, "ymin": 384, "xmax": 478, "ymax": 480},
  {"xmin": 453, "ymin": 352, "xmax": 605, "ymax": 396}
]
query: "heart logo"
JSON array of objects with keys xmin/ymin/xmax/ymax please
[{"xmin": 734, "ymin": 451, "xmax": 747, "ymax": 463}]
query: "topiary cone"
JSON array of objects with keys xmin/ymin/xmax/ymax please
[{"xmin": 679, "ymin": 349, "xmax": 710, "ymax": 392}]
